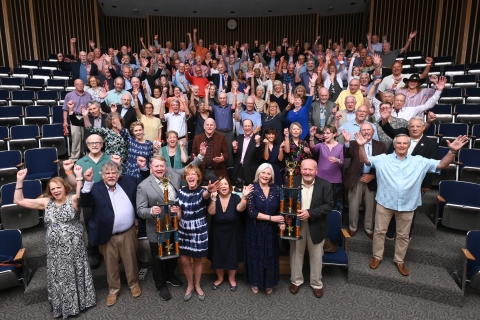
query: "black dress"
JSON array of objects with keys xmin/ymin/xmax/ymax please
[{"xmin": 208, "ymin": 194, "xmax": 244, "ymax": 270}]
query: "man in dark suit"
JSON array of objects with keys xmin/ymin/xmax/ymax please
[
  {"xmin": 208, "ymin": 64, "xmax": 230, "ymax": 93},
  {"xmin": 380, "ymin": 116, "xmax": 439, "ymax": 238},
  {"xmin": 69, "ymin": 100, "xmax": 107, "ymax": 152},
  {"xmin": 342, "ymin": 122, "xmax": 388, "ymax": 238},
  {"xmin": 58, "ymin": 50, "xmax": 99, "ymax": 82},
  {"xmin": 231, "ymin": 119, "xmax": 263, "ymax": 185},
  {"xmin": 288, "ymin": 159, "xmax": 334, "ymax": 298},
  {"xmin": 136, "ymin": 152, "xmax": 205, "ymax": 301},
  {"xmin": 80, "ymin": 160, "xmax": 144, "ymax": 307},
  {"xmin": 309, "ymin": 87, "xmax": 336, "ymax": 143},
  {"xmin": 102, "ymin": 94, "xmax": 137, "ymax": 133},
  {"xmin": 127, "ymin": 77, "xmax": 147, "ymax": 114},
  {"xmin": 283, "ymin": 46, "xmax": 299, "ymax": 64},
  {"xmin": 191, "ymin": 118, "xmax": 229, "ymax": 185}
]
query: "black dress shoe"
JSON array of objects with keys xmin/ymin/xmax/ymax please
[
  {"xmin": 88, "ymin": 255, "xmax": 101, "ymax": 269},
  {"xmin": 166, "ymin": 275, "xmax": 183, "ymax": 287},
  {"xmin": 158, "ymin": 286, "xmax": 171, "ymax": 301}
]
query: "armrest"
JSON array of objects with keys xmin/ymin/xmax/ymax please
[
  {"xmin": 437, "ymin": 195, "xmax": 446, "ymax": 202},
  {"xmin": 53, "ymin": 159, "xmax": 60, "ymax": 163},
  {"xmin": 16, "ymin": 162, "xmax": 24, "ymax": 167},
  {"xmin": 462, "ymin": 248, "xmax": 475, "ymax": 260},
  {"xmin": 14, "ymin": 248, "xmax": 25, "ymax": 261},
  {"xmin": 455, "ymin": 161, "xmax": 463, "ymax": 165},
  {"xmin": 35, "ymin": 135, "xmax": 41, "ymax": 139},
  {"xmin": 437, "ymin": 134, "xmax": 444, "ymax": 137},
  {"xmin": 341, "ymin": 229, "xmax": 351, "ymax": 239},
  {"xmin": 470, "ymin": 135, "xmax": 477, "ymax": 139}
]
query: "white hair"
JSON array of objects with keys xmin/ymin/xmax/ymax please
[{"xmin": 253, "ymin": 163, "xmax": 275, "ymax": 185}]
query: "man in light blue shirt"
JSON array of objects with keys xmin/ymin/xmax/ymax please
[
  {"xmin": 104, "ymin": 77, "xmax": 134, "ymax": 107},
  {"xmin": 356, "ymin": 132, "xmax": 469, "ymax": 276},
  {"xmin": 234, "ymin": 96, "xmax": 262, "ymax": 135},
  {"xmin": 339, "ymin": 105, "xmax": 379, "ymax": 143}
]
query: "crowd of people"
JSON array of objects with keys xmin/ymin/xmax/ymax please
[{"xmin": 12, "ymin": 29, "xmax": 470, "ymax": 319}]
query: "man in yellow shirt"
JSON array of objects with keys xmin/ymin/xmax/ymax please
[{"xmin": 335, "ymin": 78, "xmax": 364, "ymax": 110}]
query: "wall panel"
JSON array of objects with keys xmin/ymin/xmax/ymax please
[
  {"xmin": 317, "ymin": 13, "xmax": 365, "ymax": 49},
  {"xmin": 34, "ymin": 0, "xmax": 98, "ymax": 60},
  {"xmin": 103, "ymin": 16, "xmax": 146, "ymax": 55},
  {"xmin": 0, "ymin": 0, "xmax": 9, "ymax": 67},
  {"xmin": 9, "ymin": 0, "xmax": 35, "ymax": 62},
  {"xmin": 465, "ymin": 0, "xmax": 480, "ymax": 63}
]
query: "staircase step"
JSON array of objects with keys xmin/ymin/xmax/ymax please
[
  {"xmin": 347, "ymin": 228, "xmax": 464, "ymax": 272},
  {"xmin": 23, "ymin": 264, "xmax": 109, "ymax": 305},
  {"xmin": 347, "ymin": 252, "xmax": 464, "ymax": 307}
]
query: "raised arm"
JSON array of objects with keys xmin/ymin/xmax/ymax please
[
  {"xmin": 419, "ymin": 57, "xmax": 433, "ymax": 79},
  {"xmin": 400, "ymin": 31, "xmax": 417, "ymax": 54},
  {"xmin": 437, "ymin": 136, "xmax": 469, "ymax": 169},
  {"xmin": 13, "ymin": 169, "xmax": 48, "ymax": 210},
  {"xmin": 366, "ymin": 33, "xmax": 374, "ymax": 54},
  {"xmin": 193, "ymin": 28, "xmax": 198, "ymax": 47}
]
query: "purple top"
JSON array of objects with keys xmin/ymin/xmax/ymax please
[
  {"xmin": 313, "ymin": 142, "xmax": 344, "ymax": 183},
  {"xmin": 62, "ymin": 90, "xmax": 93, "ymax": 113}
]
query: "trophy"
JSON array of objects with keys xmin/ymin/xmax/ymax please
[
  {"xmin": 155, "ymin": 176, "xmax": 180, "ymax": 260},
  {"xmin": 279, "ymin": 160, "xmax": 302, "ymax": 240}
]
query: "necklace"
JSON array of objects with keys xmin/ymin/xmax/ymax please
[{"xmin": 265, "ymin": 114, "xmax": 276, "ymax": 122}]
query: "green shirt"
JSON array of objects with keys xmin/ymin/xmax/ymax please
[{"xmin": 76, "ymin": 152, "xmax": 111, "ymax": 183}]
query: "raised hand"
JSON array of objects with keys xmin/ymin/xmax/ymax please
[
  {"xmin": 154, "ymin": 34, "xmax": 158, "ymax": 40},
  {"xmin": 17, "ymin": 168, "xmax": 28, "ymax": 182},
  {"xmin": 71, "ymin": 38, "xmax": 76, "ymax": 43},
  {"xmin": 137, "ymin": 156, "xmax": 147, "ymax": 169},
  {"xmin": 74, "ymin": 164, "xmax": 83, "ymax": 178},
  {"xmin": 63, "ymin": 159, "xmax": 74, "ymax": 173},
  {"xmin": 81, "ymin": 106, "xmax": 89, "ymax": 117},
  {"xmin": 429, "ymin": 74, "xmax": 438, "ymax": 85},
  {"xmin": 374, "ymin": 78, "xmax": 382, "ymax": 86},
  {"xmin": 283, "ymin": 128, "xmax": 289, "ymax": 138},
  {"xmin": 366, "ymin": 33, "xmax": 371, "ymax": 40},
  {"xmin": 341, "ymin": 130, "xmax": 351, "ymax": 142},
  {"xmin": 309, "ymin": 126, "xmax": 317, "ymax": 137},
  {"xmin": 304, "ymin": 147, "xmax": 310, "ymax": 153},
  {"xmin": 310, "ymin": 73, "xmax": 318, "ymax": 86},
  {"xmin": 67, "ymin": 100, "xmax": 75, "ymax": 112},
  {"xmin": 373, "ymin": 54, "xmax": 381, "ymax": 66},
  {"xmin": 83, "ymin": 167, "xmax": 94, "ymax": 182},
  {"xmin": 445, "ymin": 135, "xmax": 469, "ymax": 152},
  {"xmin": 242, "ymin": 184, "xmax": 254, "ymax": 198},
  {"xmin": 254, "ymin": 135, "xmax": 261, "ymax": 145},
  {"xmin": 436, "ymin": 76, "xmax": 447, "ymax": 91},
  {"xmin": 427, "ymin": 111, "xmax": 436, "ymax": 123},
  {"xmin": 232, "ymin": 140, "xmax": 238, "ymax": 149},
  {"xmin": 132, "ymin": 88, "xmax": 139, "ymax": 98},
  {"xmin": 207, "ymin": 179, "xmax": 222, "ymax": 193},
  {"xmin": 353, "ymin": 131, "xmax": 367, "ymax": 145},
  {"xmin": 199, "ymin": 142, "xmax": 208, "ymax": 156},
  {"xmin": 110, "ymin": 103, "xmax": 117, "ymax": 114},
  {"xmin": 316, "ymin": 35, "xmax": 321, "ymax": 41},
  {"xmin": 409, "ymin": 31, "xmax": 417, "ymax": 39},
  {"xmin": 110, "ymin": 155, "xmax": 122, "ymax": 166}
]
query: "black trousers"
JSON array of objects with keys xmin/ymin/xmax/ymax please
[
  {"xmin": 149, "ymin": 241, "xmax": 178, "ymax": 289},
  {"xmin": 83, "ymin": 207, "xmax": 100, "ymax": 256}
]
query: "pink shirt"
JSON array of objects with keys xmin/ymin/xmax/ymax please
[{"xmin": 240, "ymin": 135, "xmax": 252, "ymax": 164}]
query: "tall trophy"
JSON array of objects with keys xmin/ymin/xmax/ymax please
[
  {"xmin": 156, "ymin": 176, "xmax": 180, "ymax": 260},
  {"xmin": 279, "ymin": 160, "xmax": 302, "ymax": 240}
]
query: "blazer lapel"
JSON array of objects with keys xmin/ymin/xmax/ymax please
[
  {"xmin": 412, "ymin": 136, "xmax": 427, "ymax": 155},
  {"xmin": 150, "ymin": 176, "xmax": 165, "ymax": 201},
  {"xmin": 98, "ymin": 184, "xmax": 114, "ymax": 212}
]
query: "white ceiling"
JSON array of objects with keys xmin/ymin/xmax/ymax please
[{"xmin": 98, "ymin": 0, "xmax": 367, "ymax": 17}]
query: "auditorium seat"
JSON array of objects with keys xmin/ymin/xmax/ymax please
[
  {"xmin": 437, "ymin": 123, "xmax": 469, "ymax": 147},
  {"xmin": 430, "ymin": 104, "xmax": 453, "ymax": 125},
  {"xmin": 322, "ymin": 210, "xmax": 349, "ymax": 272},
  {"xmin": 421, "ymin": 65, "xmax": 441, "ymax": 76},
  {"xmin": 0, "ymin": 180, "xmax": 42, "ymax": 229},
  {"xmin": 36, "ymin": 91, "xmax": 58, "ymax": 105},
  {"xmin": 0, "ymin": 150, "xmax": 22, "ymax": 188},
  {"xmin": 436, "ymin": 180, "xmax": 480, "ymax": 231},
  {"xmin": 23, "ymin": 78, "xmax": 44, "ymax": 91},
  {"xmin": 401, "ymin": 67, "xmax": 419, "ymax": 75},
  {"xmin": 66, "ymin": 80, "xmax": 75, "ymax": 91},
  {"xmin": 52, "ymin": 70, "xmax": 70, "ymax": 80},
  {"xmin": 59, "ymin": 91, "xmax": 69, "ymax": 104},
  {"xmin": 433, "ymin": 56, "xmax": 453, "ymax": 66},
  {"xmin": 47, "ymin": 53, "xmax": 58, "ymax": 62},
  {"xmin": 439, "ymin": 88, "xmax": 463, "ymax": 104},
  {"xmin": 471, "ymin": 124, "xmax": 480, "ymax": 149},
  {"xmin": 45, "ymin": 79, "xmax": 65, "ymax": 91},
  {"xmin": 412, "ymin": 58, "xmax": 427, "ymax": 68},
  {"xmin": 432, "ymin": 146, "xmax": 457, "ymax": 186},
  {"xmin": 10, "ymin": 90, "xmax": 36, "ymax": 105},
  {"xmin": 0, "ymin": 106, "xmax": 23, "ymax": 127},
  {"xmin": 424, "ymin": 122, "xmax": 436, "ymax": 139},
  {"xmin": 456, "ymin": 148, "xmax": 480, "ymax": 183},
  {"xmin": 0, "ymin": 126, "xmax": 8, "ymax": 150},
  {"xmin": 461, "ymin": 230, "xmax": 480, "ymax": 293},
  {"xmin": 0, "ymin": 78, "xmax": 22, "ymax": 91},
  {"xmin": 454, "ymin": 104, "xmax": 480, "ymax": 132},
  {"xmin": 23, "ymin": 105, "xmax": 51, "ymax": 126},
  {"xmin": 465, "ymin": 88, "xmax": 480, "ymax": 104},
  {"xmin": 24, "ymin": 148, "xmax": 59, "ymax": 180},
  {"xmin": 51, "ymin": 105, "xmax": 65, "ymax": 124},
  {"xmin": 444, "ymin": 65, "xmax": 465, "ymax": 77},
  {"xmin": 30, "ymin": 69, "xmax": 51, "ymax": 81},
  {"xmin": 20, "ymin": 60, "xmax": 39, "ymax": 69},
  {"xmin": 405, "ymin": 51, "xmax": 423, "ymax": 60},
  {"xmin": 40, "ymin": 61, "xmax": 58, "ymax": 70},
  {"xmin": 40, "ymin": 123, "xmax": 69, "ymax": 156},
  {"xmin": 0, "ymin": 229, "xmax": 28, "ymax": 290},
  {"xmin": 402, "ymin": 59, "xmax": 414, "ymax": 68},
  {"xmin": 0, "ymin": 66, "xmax": 10, "ymax": 78},
  {"xmin": 0, "ymin": 90, "xmax": 9, "ymax": 106},
  {"xmin": 8, "ymin": 125, "xmax": 40, "ymax": 155},
  {"xmin": 466, "ymin": 63, "xmax": 480, "ymax": 75},
  {"xmin": 10, "ymin": 68, "xmax": 30, "ymax": 79},
  {"xmin": 452, "ymin": 75, "xmax": 478, "ymax": 88}
]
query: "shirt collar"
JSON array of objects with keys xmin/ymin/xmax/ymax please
[{"xmin": 301, "ymin": 179, "xmax": 315, "ymax": 187}]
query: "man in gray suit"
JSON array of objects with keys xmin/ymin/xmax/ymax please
[
  {"xmin": 136, "ymin": 145, "xmax": 206, "ymax": 301},
  {"xmin": 309, "ymin": 87, "xmax": 335, "ymax": 143}
]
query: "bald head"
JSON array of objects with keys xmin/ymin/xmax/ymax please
[{"xmin": 121, "ymin": 94, "xmax": 132, "ymax": 107}]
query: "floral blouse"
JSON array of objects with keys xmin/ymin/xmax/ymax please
[
  {"xmin": 284, "ymin": 138, "xmax": 312, "ymax": 182},
  {"xmin": 86, "ymin": 127, "xmax": 128, "ymax": 164}
]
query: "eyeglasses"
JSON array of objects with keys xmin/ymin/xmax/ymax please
[{"xmin": 86, "ymin": 141, "xmax": 103, "ymax": 146}]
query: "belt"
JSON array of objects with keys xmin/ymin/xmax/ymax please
[
  {"xmin": 216, "ymin": 129, "xmax": 232, "ymax": 133},
  {"xmin": 112, "ymin": 227, "xmax": 131, "ymax": 236}
]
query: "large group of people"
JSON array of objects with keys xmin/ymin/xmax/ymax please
[{"xmin": 12, "ymin": 29, "xmax": 470, "ymax": 319}]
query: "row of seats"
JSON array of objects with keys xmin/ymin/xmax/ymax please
[
  {"xmin": 0, "ymin": 68, "xmax": 70, "ymax": 80},
  {"xmin": 0, "ymin": 105, "xmax": 66, "ymax": 126},
  {"xmin": 0, "ymin": 78, "xmax": 74, "ymax": 91},
  {"xmin": 0, "ymin": 91, "xmax": 64, "ymax": 106},
  {"xmin": 424, "ymin": 123, "xmax": 480, "ymax": 148},
  {"xmin": 0, "ymin": 124, "xmax": 69, "ymax": 156}
]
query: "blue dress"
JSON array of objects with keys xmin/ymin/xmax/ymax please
[
  {"xmin": 286, "ymin": 95, "xmax": 314, "ymax": 140},
  {"xmin": 265, "ymin": 143, "xmax": 283, "ymax": 186},
  {"xmin": 121, "ymin": 129, "xmax": 154, "ymax": 178},
  {"xmin": 244, "ymin": 184, "xmax": 281, "ymax": 290},
  {"xmin": 178, "ymin": 186, "xmax": 208, "ymax": 258}
]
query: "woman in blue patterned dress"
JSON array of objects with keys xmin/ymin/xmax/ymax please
[
  {"xmin": 116, "ymin": 119, "xmax": 154, "ymax": 178},
  {"xmin": 14, "ymin": 167, "xmax": 96, "ymax": 319},
  {"xmin": 177, "ymin": 164, "xmax": 220, "ymax": 302},
  {"xmin": 244, "ymin": 163, "xmax": 285, "ymax": 295}
]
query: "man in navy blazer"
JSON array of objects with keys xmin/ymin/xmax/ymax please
[
  {"xmin": 80, "ymin": 160, "xmax": 146, "ymax": 307},
  {"xmin": 58, "ymin": 51, "xmax": 99, "ymax": 82},
  {"xmin": 231, "ymin": 119, "xmax": 263, "ymax": 185}
]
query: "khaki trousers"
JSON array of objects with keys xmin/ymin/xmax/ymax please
[
  {"xmin": 70, "ymin": 120, "xmax": 84, "ymax": 161},
  {"xmin": 348, "ymin": 179, "xmax": 376, "ymax": 234},
  {"xmin": 289, "ymin": 219, "xmax": 324, "ymax": 289},
  {"xmin": 99, "ymin": 226, "xmax": 139, "ymax": 295},
  {"xmin": 372, "ymin": 204, "xmax": 414, "ymax": 263}
]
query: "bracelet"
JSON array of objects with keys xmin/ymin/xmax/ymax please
[
  {"xmin": 408, "ymin": 38, "xmax": 412, "ymax": 41},
  {"xmin": 15, "ymin": 187, "xmax": 23, "ymax": 190},
  {"xmin": 269, "ymin": 215, "xmax": 271, "ymax": 221},
  {"xmin": 65, "ymin": 170, "xmax": 73, "ymax": 175},
  {"xmin": 426, "ymin": 64, "xmax": 432, "ymax": 66},
  {"xmin": 242, "ymin": 199, "xmax": 247, "ymax": 203},
  {"xmin": 448, "ymin": 150, "xmax": 457, "ymax": 155},
  {"xmin": 76, "ymin": 178, "xmax": 83, "ymax": 181}
]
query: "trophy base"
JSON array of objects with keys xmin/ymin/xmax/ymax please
[
  {"xmin": 280, "ymin": 235, "xmax": 303, "ymax": 241},
  {"xmin": 280, "ymin": 212, "xmax": 299, "ymax": 216},
  {"xmin": 157, "ymin": 253, "xmax": 180, "ymax": 260},
  {"xmin": 156, "ymin": 229, "xmax": 178, "ymax": 234},
  {"xmin": 281, "ymin": 185, "xmax": 303, "ymax": 190}
]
